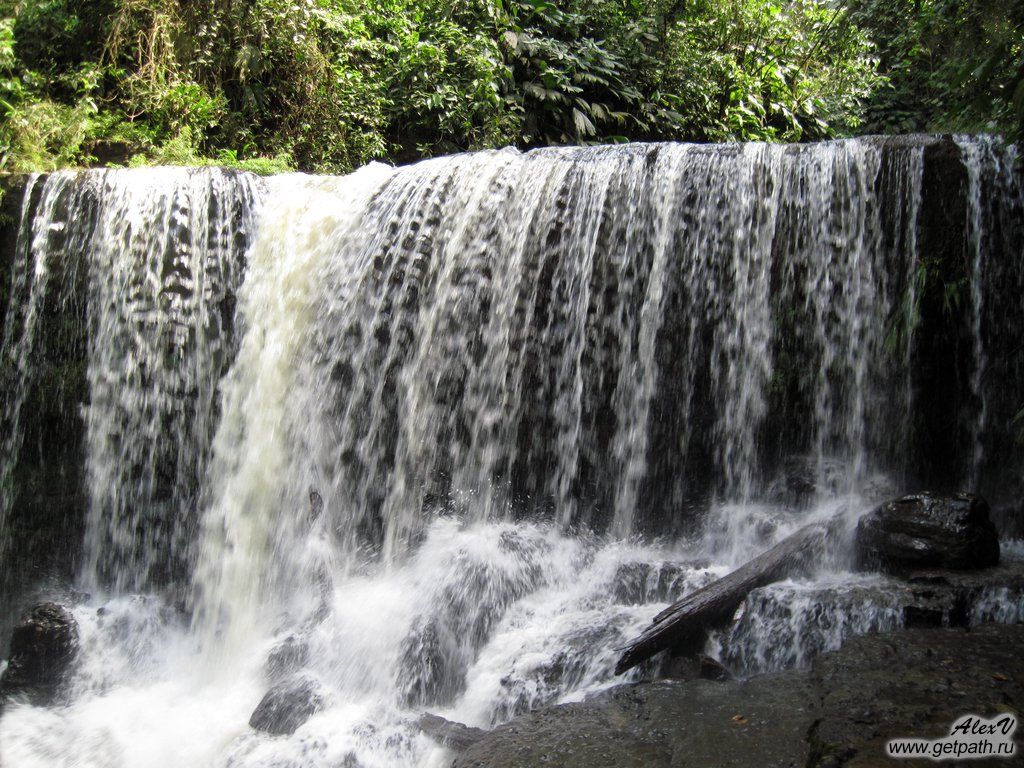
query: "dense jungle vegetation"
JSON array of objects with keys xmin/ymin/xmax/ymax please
[{"xmin": 0, "ymin": 0, "xmax": 1021, "ymax": 173}]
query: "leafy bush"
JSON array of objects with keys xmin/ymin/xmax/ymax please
[
  {"xmin": 851, "ymin": 0, "xmax": 1024, "ymax": 139},
  {"xmin": 658, "ymin": 0, "xmax": 880, "ymax": 142},
  {"xmin": 0, "ymin": 0, "xmax": 1018, "ymax": 173}
]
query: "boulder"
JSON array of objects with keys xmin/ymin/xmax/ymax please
[
  {"xmin": 855, "ymin": 492, "xmax": 999, "ymax": 573},
  {"xmin": 0, "ymin": 602, "xmax": 79, "ymax": 707},
  {"xmin": 249, "ymin": 675, "xmax": 325, "ymax": 736},
  {"xmin": 265, "ymin": 635, "xmax": 309, "ymax": 682}
]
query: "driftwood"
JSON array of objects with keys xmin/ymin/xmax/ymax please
[{"xmin": 614, "ymin": 520, "xmax": 832, "ymax": 675}]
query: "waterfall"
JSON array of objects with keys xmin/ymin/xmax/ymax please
[
  {"xmin": 81, "ymin": 168, "xmax": 264, "ymax": 593},
  {"xmin": 190, "ymin": 139, "xmax": 933, "ymax": 596},
  {"xmin": 0, "ymin": 168, "xmax": 263, "ymax": 599},
  {"xmin": 0, "ymin": 174, "xmax": 91, "ymax": 566},
  {"xmin": 0, "ymin": 136, "xmax": 1021, "ymax": 768},
  {"xmin": 0, "ymin": 174, "xmax": 47, "ymax": 550}
]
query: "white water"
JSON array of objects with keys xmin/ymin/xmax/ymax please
[
  {"xmin": 80, "ymin": 168, "xmax": 264, "ymax": 592},
  {"xmin": 1, "ymin": 521, "xmax": 722, "ymax": 768},
  {"xmin": 1, "ymin": 137, "xmax": 1022, "ymax": 767}
]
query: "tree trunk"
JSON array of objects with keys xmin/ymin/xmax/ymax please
[{"xmin": 615, "ymin": 521, "xmax": 832, "ymax": 675}]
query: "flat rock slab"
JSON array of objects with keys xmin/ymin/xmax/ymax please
[
  {"xmin": 455, "ymin": 674, "xmax": 816, "ymax": 768},
  {"xmin": 811, "ymin": 625, "xmax": 1024, "ymax": 767},
  {"xmin": 454, "ymin": 624, "xmax": 1024, "ymax": 768}
]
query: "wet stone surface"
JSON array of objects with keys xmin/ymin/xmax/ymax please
[
  {"xmin": 856, "ymin": 493, "xmax": 1000, "ymax": 573},
  {"xmin": 248, "ymin": 675, "xmax": 326, "ymax": 736},
  {"xmin": 0, "ymin": 602, "xmax": 79, "ymax": 708},
  {"xmin": 453, "ymin": 623, "xmax": 1024, "ymax": 768},
  {"xmin": 713, "ymin": 558, "xmax": 1024, "ymax": 675}
]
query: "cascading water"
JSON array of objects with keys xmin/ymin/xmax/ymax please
[
  {"xmin": 0, "ymin": 168, "xmax": 264, "ymax": 596},
  {"xmin": 80, "ymin": 168, "xmax": 264, "ymax": 593},
  {"xmin": 0, "ymin": 136, "xmax": 1022, "ymax": 768},
  {"xmin": 0, "ymin": 174, "xmax": 93, "ymax": 567}
]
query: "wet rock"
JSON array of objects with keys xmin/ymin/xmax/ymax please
[
  {"xmin": 491, "ymin": 620, "xmax": 629, "ymax": 722},
  {"xmin": 398, "ymin": 535, "xmax": 550, "ymax": 707},
  {"xmin": 698, "ymin": 654, "xmax": 733, "ymax": 681},
  {"xmin": 399, "ymin": 617, "xmax": 460, "ymax": 707},
  {"xmin": 664, "ymin": 652, "xmax": 733, "ymax": 681},
  {"xmin": 0, "ymin": 602, "xmax": 79, "ymax": 707},
  {"xmin": 856, "ymin": 492, "xmax": 999, "ymax": 573},
  {"xmin": 765, "ymin": 456, "xmax": 900, "ymax": 509},
  {"xmin": 417, "ymin": 713, "xmax": 487, "ymax": 752},
  {"xmin": 265, "ymin": 635, "xmax": 310, "ymax": 682},
  {"xmin": 718, "ymin": 560, "xmax": 1024, "ymax": 675},
  {"xmin": 612, "ymin": 561, "xmax": 658, "ymax": 604},
  {"xmin": 454, "ymin": 624, "xmax": 1024, "ymax": 768},
  {"xmin": 809, "ymin": 624, "xmax": 1024, "ymax": 767},
  {"xmin": 456, "ymin": 674, "xmax": 814, "ymax": 768},
  {"xmin": 610, "ymin": 561, "xmax": 692, "ymax": 605},
  {"xmin": 718, "ymin": 582, "xmax": 904, "ymax": 674},
  {"xmin": 249, "ymin": 675, "xmax": 325, "ymax": 736},
  {"xmin": 902, "ymin": 604, "xmax": 947, "ymax": 628}
]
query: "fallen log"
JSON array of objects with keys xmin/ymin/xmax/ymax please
[{"xmin": 615, "ymin": 520, "xmax": 832, "ymax": 675}]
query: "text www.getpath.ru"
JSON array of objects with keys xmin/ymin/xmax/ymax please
[{"xmin": 887, "ymin": 714, "xmax": 1017, "ymax": 761}]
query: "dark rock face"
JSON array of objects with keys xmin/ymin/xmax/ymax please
[
  {"xmin": 0, "ymin": 602, "xmax": 79, "ymax": 707},
  {"xmin": 455, "ymin": 674, "xmax": 816, "ymax": 768},
  {"xmin": 610, "ymin": 560, "xmax": 711, "ymax": 606},
  {"xmin": 664, "ymin": 652, "xmax": 734, "ymax": 682},
  {"xmin": 417, "ymin": 713, "xmax": 488, "ymax": 752},
  {"xmin": 0, "ymin": 173, "xmax": 91, "ymax": 655},
  {"xmin": 249, "ymin": 675, "xmax": 325, "ymax": 736},
  {"xmin": 697, "ymin": 654, "xmax": 732, "ymax": 681},
  {"xmin": 855, "ymin": 492, "xmax": 1000, "ymax": 573},
  {"xmin": 454, "ymin": 624, "xmax": 1024, "ymax": 768},
  {"xmin": 990, "ymin": 501, "xmax": 1024, "ymax": 541},
  {"xmin": 490, "ymin": 619, "xmax": 633, "ymax": 724}
]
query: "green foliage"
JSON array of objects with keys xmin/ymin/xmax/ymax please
[
  {"xmin": 125, "ymin": 131, "xmax": 294, "ymax": 175},
  {"xmin": 659, "ymin": 0, "xmax": 881, "ymax": 141},
  {"xmin": 0, "ymin": 0, "xmax": 1019, "ymax": 173},
  {"xmin": 2, "ymin": 98, "xmax": 95, "ymax": 170},
  {"xmin": 851, "ymin": 0, "xmax": 1024, "ymax": 140},
  {"xmin": 496, "ymin": 0, "xmax": 669, "ymax": 145}
]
